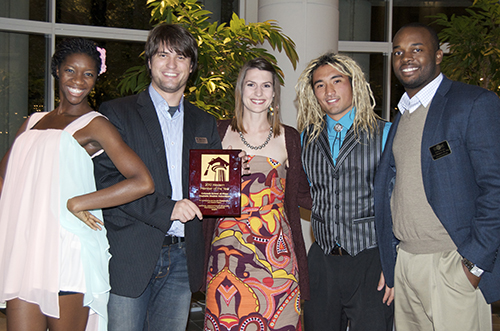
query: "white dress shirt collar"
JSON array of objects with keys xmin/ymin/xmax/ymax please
[{"xmin": 398, "ymin": 73, "xmax": 443, "ymax": 114}]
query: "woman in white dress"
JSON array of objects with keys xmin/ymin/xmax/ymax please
[{"xmin": 0, "ymin": 38, "xmax": 154, "ymax": 331}]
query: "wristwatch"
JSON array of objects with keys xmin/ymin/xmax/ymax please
[{"xmin": 462, "ymin": 257, "xmax": 484, "ymax": 277}]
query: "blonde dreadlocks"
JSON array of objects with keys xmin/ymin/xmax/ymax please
[{"xmin": 295, "ymin": 53, "xmax": 380, "ymax": 145}]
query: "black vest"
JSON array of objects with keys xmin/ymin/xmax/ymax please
[{"xmin": 302, "ymin": 119, "xmax": 385, "ymax": 256}]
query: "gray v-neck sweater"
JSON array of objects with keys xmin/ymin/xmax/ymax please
[{"xmin": 391, "ymin": 104, "xmax": 456, "ymax": 254}]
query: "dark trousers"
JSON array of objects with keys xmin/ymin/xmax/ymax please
[{"xmin": 303, "ymin": 242, "xmax": 393, "ymax": 331}]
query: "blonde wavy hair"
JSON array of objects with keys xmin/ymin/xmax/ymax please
[{"xmin": 295, "ymin": 52, "xmax": 380, "ymax": 145}]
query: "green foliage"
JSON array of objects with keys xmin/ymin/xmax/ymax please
[
  {"xmin": 430, "ymin": 0, "xmax": 500, "ymax": 96},
  {"xmin": 118, "ymin": 0, "xmax": 298, "ymax": 118}
]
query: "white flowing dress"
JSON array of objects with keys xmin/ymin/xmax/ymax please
[{"xmin": 0, "ymin": 111, "xmax": 111, "ymax": 331}]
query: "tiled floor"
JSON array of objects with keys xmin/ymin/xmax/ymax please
[
  {"xmin": 2, "ymin": 300, "xmax": 500, "ymax": 330},
  {"xmin": 187, "ymin": 291, "xmax": 205, "ymax": 330}
]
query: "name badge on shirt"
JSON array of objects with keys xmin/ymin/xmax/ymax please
[
  {"xmin": 429, "ymin": 140, "xmax": 451, "ymax": 160},
  {"xmin": 195, "ymin": 137, "xmax": 208, "ymax": 144}
]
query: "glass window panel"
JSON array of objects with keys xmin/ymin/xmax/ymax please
[
  {"xmin": 390, "ymin": 69, "xmax": 406, "ymax": 121},
  {"xmin": 56, "ymin": 0, "xmax": 152, "ymax": 29},
  {"xmin": 55, "ymin": 0, "xmax": 239, "ymax": 27},
  {"xmin": 0, "ymin": 0, "xmax": 46, "ymax": 21},
  {"xmin": 200, "ymin": 0, "xmax": 239, "ymax": 24},
  {"xmin": 339, "ymin": 52, "xmax": 386, "ymax": 118},
  {"xmin": 393, "ymin": 0, "xmax": 474, "ymax": 33},
  {"xmin": 30, "ymin": 0, "xmax": 47, "ymax": 21},
  {"xmin": 341, "ymin": 0, "xmax": 475, "ymax": 42},
  {"xmin": 0, "ymin": 32, "xmax": 45, "ymax": 157},
  {"xmin": 1, "ymin": 0, "xmax": 29, "ymax": 20},
  {"xmin": 339, "ymin": 0, "xmax": 387, "ymax": 42}
]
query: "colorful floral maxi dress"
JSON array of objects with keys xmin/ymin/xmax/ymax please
[{"xmin": 205, "ymin": 155, "xmax": 301, "ymax": 331}]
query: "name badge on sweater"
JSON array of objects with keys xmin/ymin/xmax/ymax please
[{"xmin": 429, "ymin": 140, "xmax": 451, "ymax": 160}]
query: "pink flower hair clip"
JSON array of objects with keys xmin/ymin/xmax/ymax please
[{"xmin": 96, "ymin": 46, "xmax": 107, "ymax": 75}]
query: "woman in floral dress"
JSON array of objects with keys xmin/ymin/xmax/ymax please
[{"xmin": 204, "ymin": 58, "xmax": 311, "ymax": 331}]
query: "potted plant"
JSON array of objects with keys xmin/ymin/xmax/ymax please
[{"xmin": 118, "ymin": 0, "xmax": 299, "ymax": 118}]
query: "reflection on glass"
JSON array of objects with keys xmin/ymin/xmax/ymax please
[
  {"xmin": 56, "ymin": 0, "xmax": 151, "ymax": 29},
  {"xmin": 393, "ymin": 0, "xmax": 473, "ymax": 33},
  {"xmin": 339, "ymin": 52, "xmax": 386, "ymax": 117},
  {"xmin": 200, "ymin": 0, "xmax": 239, "ymax": 24},
  {"xmin": 340, "ymin": 0, "xmax": 474, "ymax": 42},
  {"xmin": 0, "ymin": 0, "xmax": 46, "ymax": 21},
  {"xmin": 56, "ymin": 0, "xmax": 240, "ymax": 28},
  {"xmin": 340, "ymin": 0, "xmax": 387, "ymax": 42},
  {"xmin": 0, "ymin": 33, "xmax": 45, "ymax": 157}
]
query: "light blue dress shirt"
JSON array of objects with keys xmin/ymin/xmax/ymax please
[
  {"xmin": 325, "ymin": 108, "xmax": 391, "ymax": 165},
  {"xmin": 300, "ymin": 108, "xmax": 391, "ymax": 166},
  {"xmin": 149, "ymin": 84, "xmax": 185, "ymax": 237}
]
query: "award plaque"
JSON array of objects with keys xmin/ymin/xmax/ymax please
[{"xmin": 189, "ymin": 149, "xmax": 241, "ymax": 216}]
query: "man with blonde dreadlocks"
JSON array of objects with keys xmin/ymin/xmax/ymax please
[{"xmin": 295, "ymin": 53, "xmax": 393, "ymax": 331}]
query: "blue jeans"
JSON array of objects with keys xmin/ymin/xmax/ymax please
[{"xmin": 107, "ymin": 242, "xmax": 192, "ymax": 331}]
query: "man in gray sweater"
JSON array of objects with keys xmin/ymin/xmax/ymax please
[{"xmin": 375, "ymin": 23, "xmax": 500, "ymax": 331}]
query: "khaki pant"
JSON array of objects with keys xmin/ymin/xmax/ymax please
[{"xmin": 394, "ymin": 248, "xmax": 491, "ymax": 331}]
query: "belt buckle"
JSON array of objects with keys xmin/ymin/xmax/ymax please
[
  {"xmin": 163, "ymin": 235, "xmax": 176, "ymax": 246},
  {"xmin": 330, "ymin": 244, "xmax": 343, "ymax": 256}
]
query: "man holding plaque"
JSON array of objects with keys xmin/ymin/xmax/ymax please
[
  {"xmin": 93, "ymin": 24, "xmax": 221, "ymax": 331},
  {"xmin": 295, "ymin": 53, "xmax": 393, "ymax": 331}
]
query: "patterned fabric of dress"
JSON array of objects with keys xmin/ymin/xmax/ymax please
[{"xmin": 205, "ymin": 155, "xmax": 301, "ymax": 331}]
